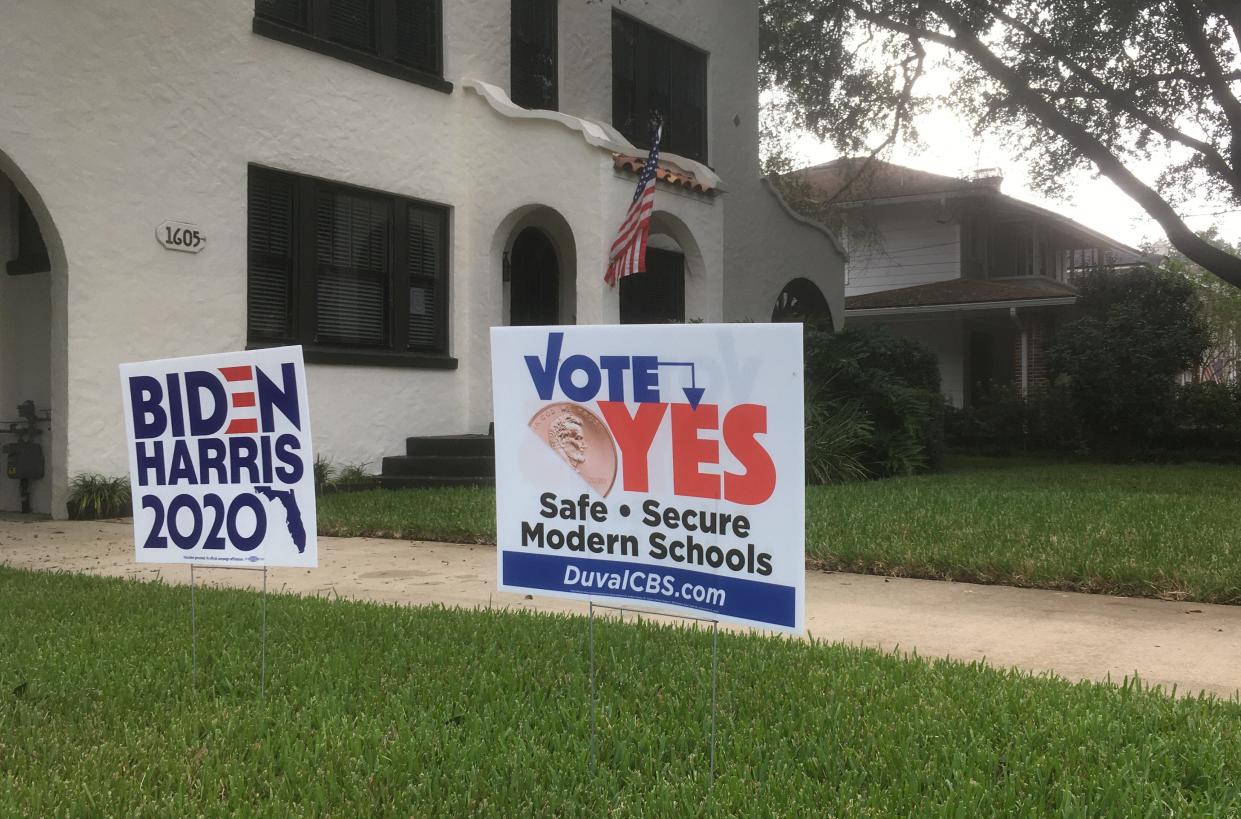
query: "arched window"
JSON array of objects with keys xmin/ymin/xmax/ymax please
[{"xmin": 772, "ymin": 278, "xmax": 832, "ymax": 327}]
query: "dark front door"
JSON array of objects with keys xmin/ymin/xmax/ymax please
[
  {"xmin": 509, "ymin": 228, "xmax": 559, "ymax": 326},
  {"xmin": 620, "ymin": 247, "xmax": 684, "ymax": 324}
]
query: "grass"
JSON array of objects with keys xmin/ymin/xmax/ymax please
[
  {"xmin": 319, "ymin": 486, "xmax": 496, "ymax": 543},
  {"xmin": 807, "ymin": 457, "xmax": 1241, "ymax": 603},
  {"xmin": 318, "ymin": 458, "xmax": 1241, "ymax": 605},
  {"xmin": 3, "ymin": 567, "xmax": 1241, "ymax": 815}
]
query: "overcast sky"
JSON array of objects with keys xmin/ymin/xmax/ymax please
[{"xmin": 781, "ymin": 99, "xmax": 1241, "ymax": 253}]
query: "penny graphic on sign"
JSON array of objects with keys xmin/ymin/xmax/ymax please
[{"xmin": 529, "ymin": 403, "xmax": 618, "ymax": 496}]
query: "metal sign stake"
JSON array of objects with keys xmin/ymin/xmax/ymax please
[
  {"xmin": 190, "ymin": 563, "xmax": 197, "ymax": 690},
  {"xmin": 187, "ymin": 564, "xmax": 270, "ymax": 698},
  {"xmin": 589, "ymin": 600, "xmax": 597, "ymax": 770}
]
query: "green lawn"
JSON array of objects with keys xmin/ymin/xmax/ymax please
[
  {"xmin": 2, "ymin": 568, "xmax": 1240, "ymax": 815},
  {"xmin": 319, "ymin": 458, "xmax": 1241, "ymax": 604}
]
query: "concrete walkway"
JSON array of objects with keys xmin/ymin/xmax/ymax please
[{"xmin": 2, "ymin": 515, "xmax": 1239, "ymax": 700}]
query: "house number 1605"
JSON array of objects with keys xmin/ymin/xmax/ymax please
[{"xmin": 156, "ymin": 221, "xmax": 206, "ymax": 254}]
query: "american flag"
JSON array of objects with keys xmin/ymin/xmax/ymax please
[{"xmin": 605, "ymin": 123, "xmax": 662, "ymax": 287}]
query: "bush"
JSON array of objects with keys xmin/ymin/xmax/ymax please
[
  {"xmin": 804, "ymin": 323, "xmax": 945, "ymax": 482},
  {"xmin": 945, "ymin": 384, "xmax": 1086, "ymax": 454},
  {"xmin": 1050, "ymin": 268, "xmax": 1210, "ymax": 451},
  {"xmin": 1171, "ymin": 381, "xmax": 1241, "ymax": 453}
]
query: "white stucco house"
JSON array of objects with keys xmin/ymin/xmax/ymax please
[
  {"xmin": 0, "ymin": 0, "xmax": 845, "ymax": 517},
  {"xmin": 795, "ymin": 158, "xmax": 1153, "ymax": 408}
]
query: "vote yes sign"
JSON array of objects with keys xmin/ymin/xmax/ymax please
[
  {"xmin": 492, "ymin": 324, "xmax": 805, "ymax": 633},
  {"xmin": 120, "ymin": 346, "xmax": 317, "ymax": 567}
]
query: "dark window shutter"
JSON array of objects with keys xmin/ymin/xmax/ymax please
[
  {"xmin": 611, "ymin": 13, "xmax": 707, "ymax": 162},
  {"xmin": 670, "ymin": 43, "xmax": 706, "ymax": 162},
  {"xmin": 406, "ymin": 204, "xmax": 445, "ymax": 352},
  {"xmin": 511, "ymin": 0, "xmax": 557, "ymax": 110},
  {"xmin": 256, "ymin": 0, "xmax": 305, "ymax": 27},
  {"xmin": 611, "ymin": 15, "xmax": 638, "ymax": 144},
  {"xmin": 394, "ymin": 0, "xmax": 441, "ymax": 73},
  {"xmin": 327, "ymin": 0, "xmax": 376, "ymax": 52},
  {"xmin": 314, "ymin": 188, "xmax": 390, "ymax": 346},
  {"xmin": 247, "ymin": 171, "xmax": 296, "ymax": 341}
]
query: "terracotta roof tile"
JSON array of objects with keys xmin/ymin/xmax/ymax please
[
  {"xmin": 613, "ymin": 154, "xmax": 715, "ymax": 194},
  {"xmin": 846, "ymin": 278, "xmax": 1077, "ymax": 311}
]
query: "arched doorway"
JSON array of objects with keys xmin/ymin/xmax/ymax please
[
  {"xmin": 0, "ymin": 152, "xmax": 63, "ymax": 517},
  {"xmin": 772, "ymin": 277, "xmax": 833, "ymax": 327},
  {"xmin": 619, "ymin": 246, "xmax": 685, "ymax": 324},
  {"xmin": 508, "ymin": 227, "xmax": 559, "ymax": 326}
]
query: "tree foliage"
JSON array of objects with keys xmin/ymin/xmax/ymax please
[
  {"xmin": 762, "ymin": 0, "xmax": 1241, "ymax": 286},
  {"xmin": 1151, "ymin": 231, "xmax": 1241, "ymax": 375},
  {"xmin": 1049, "ymin": 268, "xmax": 1211, "ymax": 448}
]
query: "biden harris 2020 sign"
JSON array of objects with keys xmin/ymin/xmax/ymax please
[
  {"xmin": 120, "ymin": 346, "xmax": 317, "ymax": 568},
  {"xmin": 491, "ymin": 324, "xmax": 805, "ymax": 633}
]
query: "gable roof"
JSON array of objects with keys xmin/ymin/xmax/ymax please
[
  {"xmin": 794, "ymin": 157, "xmax": 1157, "ymax": 267},
  {"xmin": 795, "ymin": 157, "xmax": 996, "ymax": 204}
]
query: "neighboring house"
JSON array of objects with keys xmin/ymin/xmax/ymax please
[
  {"xmin": 795, "ymin": 158, "xmax": 1153, "ymax": 407},
  {"xmin": 0, "ymin": 1, "xmax": 845, "ymax": 517}
]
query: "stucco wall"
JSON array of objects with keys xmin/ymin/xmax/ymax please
[
  {"xmin": 555, "ymin": 1, "xmax": 846, "ymax": 326},
  {"xmin": 1, "ymin": 0, "xmax": 838, "ymax": 516}
]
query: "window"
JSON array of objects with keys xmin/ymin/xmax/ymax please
[
  {"xmin": 511, "ymin": 0, "xmax": 557, "ymax": 110},
  {"xmin": 5, "ymin": 193, "xmax": 50, "ymax": 276},
  {"xmin": 612, "ymin": 12, "xmax": 707, "ymax": 163},
  {"xmin": 248, "ymin": 166, "xmax": 453, "ymax": 367},
  {"xmin": 253, "ymin": 0, "xmax": 449, "ymax": 93}
]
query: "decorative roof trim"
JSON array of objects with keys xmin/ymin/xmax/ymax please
[
  {"xmin": 612, "ymin": 154, "xmax": 717, "ymax": 194},
  {"xmin": 761, "ymin": 177, "xmax": 848, "ymax": 259},
  {"xmin": 463, "ymin": 79, "xmax": 723, "ymax": 190}
]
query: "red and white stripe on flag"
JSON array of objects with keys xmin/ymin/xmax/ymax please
[
  {"xmin": 606, "ymin": 124, "xmax": 662, "ymax": 287},
  {"xmin": 605, "ymin": 179, "xmax": 656, "ymax": 287}
]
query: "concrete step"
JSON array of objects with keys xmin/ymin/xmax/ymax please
[
  {"xmin": 405, "ymin": 434, "xmax": 494, "ymax": 457},
  {"xmin": 381, "ymin": 454, "xmax": 495, "ymax": 478},
  {"xmin": 376, "ymin": 475, "xmax": 496, "ymax": 490}
]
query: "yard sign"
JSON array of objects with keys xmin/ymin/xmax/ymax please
[
  {"xmin": 491, "ymin": 324, "xmax": 805, "ymax": 633},
  {"xmin": 120, "ymin": 346, "xmax": 317, "ymax": 568}
]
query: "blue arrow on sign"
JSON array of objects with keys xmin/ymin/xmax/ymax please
[{"xmin": 658, "ymin": 361, "xmax": 705, "ymax": 409}]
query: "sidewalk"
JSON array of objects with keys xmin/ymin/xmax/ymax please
[{"xmin": 2, "ymin": 515, "xmax": 1238, "ymax": 699}]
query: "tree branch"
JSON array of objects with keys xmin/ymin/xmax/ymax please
[
  {"xmin": 1204, "ymin": 0, "xmax": 1241, "ymax": 51},
  {"xmin": 819, "ymin": 34, "xmax": 927, "ymax": 206},
  {"xmin": 915, "ymin": 0, "xmax": 1241, "ymax": 287},
  {"xmin": 980, "ymin": 0, "xmax": 1239, "ymax": 197},
  {"xmin": 1172, "ymin": 0, "xmax": 1241, "ymax": 176}
]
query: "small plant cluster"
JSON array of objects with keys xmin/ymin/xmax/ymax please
[
  {"xmin": 803, "ymin": 323, "xmax": 945, "ymax": 484},
  {"xmin": 65, "ymin": 473, "xmax": 131, "ymax": 520},
  {"xmin": 313, "ymin": 455, "xmax": 377, "ymax": 495}
]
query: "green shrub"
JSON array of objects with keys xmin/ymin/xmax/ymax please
[
  {"xmin": 1050, "ymin": 268, "xmax": 1210, "ymax": 451},
  {"xmin": 1171, "ymin": 381, "xmax": 1241, "ymax": 453},
  {"xmin": 804, "ymin": 323, "xmax": 945, "ymax": 481},
  {"xmin": 946, "ymin": 384, "xmax": 1086, "ymax": 454},
  {"xmin": 66, "ymin": 473, "xmax": 131, "ymax": 520},
  {"xmin": 334, "ymin": 462, "xmax": 376, "ymax": 486},
  {"xmin": 313, "ymin": 455, "xmax": 336, "ymax": 496},
  {"xmin": 804, "ymin": 394, "xmax": 871, "ymax": 484}
]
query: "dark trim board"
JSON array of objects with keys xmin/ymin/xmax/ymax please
[
  {"xmin": 253, "ymin": 16, "xmax": 453, "ymax": 95},
  {"xmin": 247, "ymin": 343, "xmax": 459, "ymax": 370}
]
